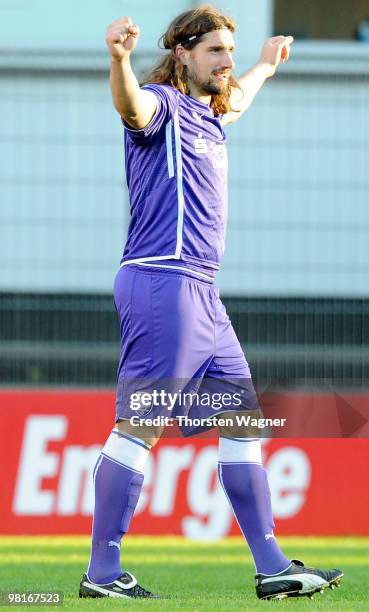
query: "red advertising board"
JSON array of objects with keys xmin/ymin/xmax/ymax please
[{"xmin": 1, "ymin": 389, "xmax": 369, "ymax": 536}]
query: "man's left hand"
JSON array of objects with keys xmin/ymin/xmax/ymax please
[{"xmin": 259, "ymin": 35, "xmax": 294, "ymax": 77}]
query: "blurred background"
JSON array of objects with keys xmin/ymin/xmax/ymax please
[
  {"xmin": 1, "ymin": 1, "xmax": 369, "ymax": 538},
  {"xmin": 1, "ymin": 0, "xmax": 369, "ymax": 390}
]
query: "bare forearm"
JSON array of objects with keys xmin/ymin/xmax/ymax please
[
  {"xmin": 224, "ymin": 36, "xmax": 293, "ymax": 125},
  {"xmin": 106, "ymin": 17, "xmax": 156, "ymax": 128},
  {"xmin": 110, "ymin": 57, "xmax": 156, "ymax": 128},
  {"xmin": 110, "ymin": 57, "xmax": 140, "ymax": 117},
  {"xmin": 237, "ymin": 35, "xmax": 294, "ymax": 109},
  {"xmin": 236, "ymin": 62, "xmax": 272, "ymax": 112}
]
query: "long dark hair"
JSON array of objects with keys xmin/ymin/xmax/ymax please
[{"xmin": 141, "ymin": 4, "xmax": 241, "ymax": 116}]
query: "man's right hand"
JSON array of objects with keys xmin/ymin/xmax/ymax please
[
  {"xmin": 106, "ymin": 17, "xmax": 140, "ymax": 61},
  {"xmin": 107, "ymin": 16, "xmax": 157, "ymax": 128}
]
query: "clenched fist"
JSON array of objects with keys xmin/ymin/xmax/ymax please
[
  {"xmin": 259, "ymin": 35, "xmax": 294, "ymax": 77},
  {"xmin": 106, "ymin": 17, "xmax": 140, "ymax": 61}
]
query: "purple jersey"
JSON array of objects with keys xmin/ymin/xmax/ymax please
[{"xmin": 121, "ymin": 83, "xmax": 228, "ymax": 271}]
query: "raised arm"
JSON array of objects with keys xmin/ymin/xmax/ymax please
[
  {"xmin": 222, "ymin": 35, "xmax": 294, "ymax": 126},
  {"xmin": 106, "ymin": 17, "xmax": 157, "ymax": 129}
]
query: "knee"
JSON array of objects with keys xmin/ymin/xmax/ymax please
[
  {"xmin": 116, "ymin": 419, "xmax": 163, "ymax": 448},
  {"xmin": 218, "ymin": 409, "xmax": 263, "ymax": 439}
]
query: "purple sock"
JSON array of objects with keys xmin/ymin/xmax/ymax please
[
  {"xmin": 218, "ymin": 438, "xmax": 290, "ymax": 575},
  {"xmin": 87, "ymin": 430, "xmax": 149, "ymax": 584}
]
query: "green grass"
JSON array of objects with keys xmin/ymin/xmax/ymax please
[{"xmin": 0, "ymin": 536, "xmax": 368, "ymax": 611}]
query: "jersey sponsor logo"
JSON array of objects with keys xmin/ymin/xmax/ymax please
[
  {"xmin": 193, "ymin": 134, "xmax": 228, "ymax": 169},
  {"xmin": 210, "ymin": 142, "xmax": 226, "ymax": 154},
  {"xmin": 194, "ymin": 132, "xmax": 208, "ymax": 154},
  {"xmin": 210, "ymin": 142, "xmax": 228, "ymax": 169},
  {"xmin": 212, "ymin": 158, "xmax": 228, "ymax": 169}
]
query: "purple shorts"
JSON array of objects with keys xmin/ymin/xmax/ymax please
[{"xmin": 113, "ymin": 265, "xmax": 258, "ymax": 436}]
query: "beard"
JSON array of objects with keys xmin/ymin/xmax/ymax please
[
  {"xmin": 201, "ymin": 76, "xmax": 229, "ymax": 95},
  {"xmin": 186, "ymin": 65, "xmax": 230, "ymax": 95}
]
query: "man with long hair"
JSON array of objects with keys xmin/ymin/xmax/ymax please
[{"xmin": 79, "ymin": 4, "xmax": 343, "ymax": 601}]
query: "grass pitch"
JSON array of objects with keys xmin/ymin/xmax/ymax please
[{"xmin": 0, "ymin": 536, "xmax": 368, "ymax": 611}]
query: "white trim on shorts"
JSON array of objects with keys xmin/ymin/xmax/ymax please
[{"xmin": 132, "ymin": 262, "xmax": 213, "ymax": 280}]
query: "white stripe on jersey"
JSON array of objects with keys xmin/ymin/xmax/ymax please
[
  {"xmin": 173, "ymin": 109, "xmax": 184, "ymax": 259},
  {"xmin": 120, "ymin": 111, "xmax": 185, "ymax": 268},
  {"xmin": 165, "ymin": 119, "xmax": 174, "ymax": 178}
]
